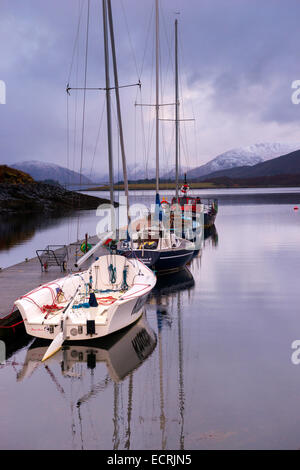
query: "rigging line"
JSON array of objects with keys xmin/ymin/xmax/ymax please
[
  {"xmin": 138, "ymin": 87, "xmax": 148, "ymax": 179},
  {"xmin": 110, "ymin": 98, "xmax": 121, "ymax": 236},
  {"xmin": 66, "ymin": 91, "xmax": 70, "ymax": 189},
  {"xmin": 139, "ymin": 2, "xmax": 155, "ymax": 80},
  {"xmin": 120, "ymin": 0, "xmax": 139, "ymax": 79},
  {"xmin": 179, "ymin": 131, "xmax": 189, "ymax": 173},
  {"xmin": 79, "ymin": 0, "xmax": 91, "ymax": 188},
  {"xmin": 134, "ymin": 88, "xmax": 137, "ymax": 182},
  {"xmin": 136, "ymin": 10, "xmax": 155, "ymax": 182},
  {"xmin": 145, "ymin": 22, "xmax": 156, "ymax": 179},
  {"xmin": 160, "ymin": 3, "xmax": 174, "ymax": 102},
  {"xmin": 178, "ymin": 30, "xmax": 196, "ymax": 169},
  {"xmin": 67, "ymin": 0, "xmax": 85, "ymax": 84},
  {"xmin": 68, "ymin": 0, "xmax": 82, "ymax": 245},
  {"xmin": 177, "ymin": 51, "xmax": 189, "ymax": 171},
  {"xmin": 179, "ymin": 88, "xmax": 190, "ymax": 170},
  {"xmin": 158, "ymin": 5, "xmax": 177, "ymax": 182},
  {"xmin": 139, "ymin": 89, "xmax": 149, "ymax": 179},
  {"xmin": 179, "ymin": 32, "xmax": 199, "ymax": 166},
  {"xmin": 77, "ymin": 0, "xmax": 90, "ymax": 243},
  {"xmin": 165, "ymin": 125, "xmax": 175, "ymax": 176},
  {"xmin": 72, "ymin": 33, "xmax": 80, "ymax": 177},
  {"xmin": 158, "ymin": 25, "xmax": 171, "ymax": 180},
  {"xmin": 89, "ymin": 97, "xmax": 106, "ymax": 180}
]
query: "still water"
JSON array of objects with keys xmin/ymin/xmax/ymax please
[{"xmin": 1, "ymin": 189, "xmax": 300, "ymax": 449}]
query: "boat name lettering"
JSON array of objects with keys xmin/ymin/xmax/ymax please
[{"xmin": 132, "ymin": 329, "xmax": 151, "ymax": 360}]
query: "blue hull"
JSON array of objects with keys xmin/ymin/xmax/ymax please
[{"xmin": 118, "ymin": 248, "xmax": 194, "ymax": 273}]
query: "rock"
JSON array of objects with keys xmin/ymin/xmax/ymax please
[{"xmin": 0, "ymin": 182, "xmax": 116, "ymax": 215}]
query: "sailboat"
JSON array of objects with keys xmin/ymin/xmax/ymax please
[
  {"xmin": 14, "ymin": 0, "xmax": 156, "ymax": 361},
  {"xmin": 166, "ymin": 18, "xmax": 218, "ymax": 230},
  {"xmin": 118, "ymin": 0, "xmax": 194, "ymax": 274},
  {"xmin": 171, "ymin": 173, "xmax": 218, "ymax": 229}
]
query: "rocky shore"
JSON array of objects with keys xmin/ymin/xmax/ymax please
[{"xmin": 0, "ymin": 182, "xmax": 114, "ymax": 214}]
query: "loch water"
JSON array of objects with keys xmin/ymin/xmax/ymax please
[{"xmin": 0, "ymin": 188, "xmax": 300, "ymax": 450}]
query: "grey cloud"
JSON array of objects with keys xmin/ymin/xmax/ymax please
[{"xmin": 1, "ymin": 0, "xmax": 300, "ymax": 172}]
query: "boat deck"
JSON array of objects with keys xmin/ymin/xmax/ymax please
[{"xmin": 0, "ymin": 235, "xmax": 107, "ymax": 320}]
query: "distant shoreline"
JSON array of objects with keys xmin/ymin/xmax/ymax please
[{"xmin": 84, "ymin": 181, "xmax": 300, "ymax": 191}]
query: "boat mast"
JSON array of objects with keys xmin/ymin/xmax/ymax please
[
  {"xmin": 155, "ymin": 0, "xmax": 160, "ymax": 196},
  {"xmin": 175, "ymin": 18, "xmax": 179, "ymax": 201},
  {"xmin": 102, "ymin": 0, "xmax": 114, "ymax": 208},
  {"xmin": 107, "ymin": 0, "xmax": 130, "ymax": 226}
]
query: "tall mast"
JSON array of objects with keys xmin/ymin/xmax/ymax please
[
  {"xmin": 175, "ymin": 18, "xmax": 179, "ymax": 201},
  {"xmin": 102, "ymin": 0, "xmax": 114, "ymax": 207},
  {"xmin": 107, "ymin": 0, "xmax": 130, "ymax": 225},
  {"xmin": 155, "ymin": 0, "xmax": 160, "ymax": 196}
]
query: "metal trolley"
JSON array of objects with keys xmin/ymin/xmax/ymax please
[{"xmin": 36, "ymin": 245, "xmax": 68, "ymax": 272}]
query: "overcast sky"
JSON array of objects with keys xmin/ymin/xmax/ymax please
[{"xmin": 1, "ymin": 0, "xmax": 300, "ymax": 177}]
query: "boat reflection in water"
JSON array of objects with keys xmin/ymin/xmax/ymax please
[
  {"xmin": 150, "ymin": 265, "xmax": 195, "ymax": 298},
  {"xmin": 13, "ymin": 313, "xmax": 156, "ymax": 450},
  {"xmin": 17, "ymin": 314, "xmax": 157, "ymax": 384},
  {"xmin": 204, "ymin": 224, "xmax": 218, "ymax": 248},
  {"xmin": 147, "ymin": 266, "xmax": 195, "ymax": 450}
]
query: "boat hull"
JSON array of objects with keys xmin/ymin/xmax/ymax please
[
  {"xmin": 22, "ymin": 297, "xmax": 148, "ymax": 341},
  {"xmin": 153, "ymin": 248, "xmax": 194, "ymax": 273},
  {"xmin": 15, "ymin": 255, "xmax": 156, "ymax": 343},
  {"xmin": 118, "ymin": 249, "xmax": 161, "ymax": 268},
  {"xmin": 120, "ymin": 247, "xmax": 194, "ymax": 273}
]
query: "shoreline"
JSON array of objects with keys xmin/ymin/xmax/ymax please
[
  {"xmin": 0, "ymin": 182, "xmax": 117, "ymax": 215},
  {"xmin": 84, "ymin": 182, "xmax": 300, "ymax": 191}
]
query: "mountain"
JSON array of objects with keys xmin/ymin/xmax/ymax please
[
  {"xmin": 11, "ymin": 161, "xmax": 93, "ymax": 186},
  {"xmin": 83, "ymin": 163, "xmax": 157, "ymax": 184},
  {"xmin": 161, "ymin": 166, "xmax": 192, "ymax": 180},
  {"xmin": 199, "ymin": 149, "xmax": 300, "ymax": 181},
  {"xmin": 83, "ymin": 162, "xmax": 180, "ymax": 183},
  {"xmin": 186, "ymin": 143, "xmax": 300, "ymax": 179}
]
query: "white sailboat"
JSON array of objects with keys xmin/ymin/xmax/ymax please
[{"xmin": 14, "ymin": 0, "xmax": 156, "ymax": 361}]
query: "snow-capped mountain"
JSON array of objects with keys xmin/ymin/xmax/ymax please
[
  {"xmin": 162, "ymin": 166, "xmax": 192, "ymax": 180},
  {"xmin": 11, "ymin": 142, "xmax": 300, "ymax": 186},
  {"xmin": 186, "ymin": 142, "xmax": 300, "ymax": 179},
  {"xmin": 83, "ymin": 162, "xmax": 178, "ymax": 183},
  {"xmin": 11, "ymin": 160, "xmax": 93, "ymax": 185},
  {"xmin": 83, "ymin": 163, "xmax": 157, "ymax": 183}
]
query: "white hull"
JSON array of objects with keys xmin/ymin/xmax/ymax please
[
  {"xmin": 23, "ymin": 300, "xmax": 145, "ymax": 341},
  {"xmin": 15, "ymin": 255, "xmax": 156, "ymax": 343}
]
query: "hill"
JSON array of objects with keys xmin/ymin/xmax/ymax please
[
  {"xmin": 11, "ymin": 160, "xmax": 93, "ymax": 186},
  {"xmin": 0, "ymin": 165, "xmax": 35, "ymax": 184},
  {"xmin": 186, "ymin": 142, "xmax": 300, "ymax": 179},
  {"xmin": 197, "ymin": 149, "xmax": 300, "ymax": 181},
  {"xmin": 0, "ymin": 165, "xmax": 113, "ymax": 214}
]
